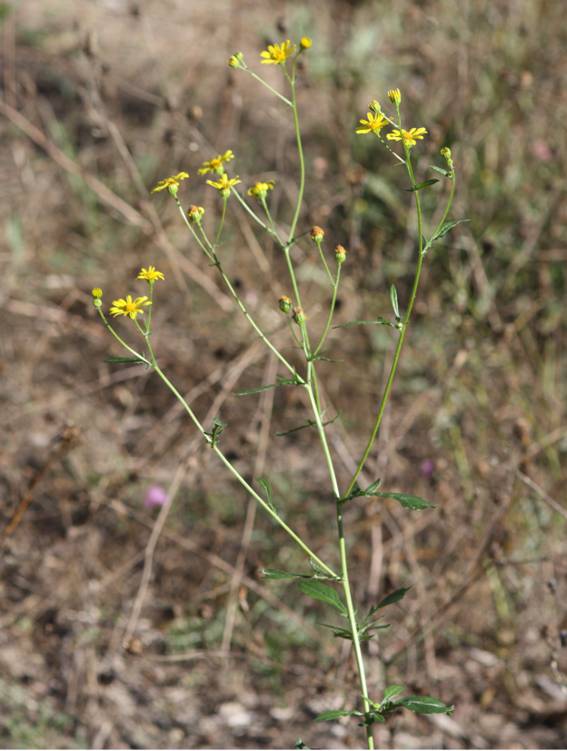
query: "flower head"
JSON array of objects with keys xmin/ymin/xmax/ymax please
[
  {"xmin": 300, "ymin": 37, "xmax": 312, "ymax": 50},
  {"xmin": 278, "ymin": 295, "xmax": 292, "ymax": 314},
  {"xmin": 109, "ymin": 294, "xmax": 152, "ymax": 320},
  {"xmin": 144, "ymin": 485, "xmax": 169, "ymax": 509},
  {"xmin": 260, "ymin": 40, "xmax": 296, "ymax": 65},
  {"xmin": 292, "ymin": 306, "xmax": 306, "ymax": 325},
  {"xmin": 151, "ymin": 171, "xmax": 189, "ymax": 196},
  {"xmin": 206, "ymin": 173, "xmax": 241, "ymax": 198},
  {"xmin": 310, "ymin": 226, "xmax": 325, "ymax": 243},
  {"xmin": 387, "ymin": 88, "xmax": 402, "ymax": 105},
  {"xmin": 137, "ymin": 265, "xmax": 165, "ymax": 283},
  {"xmin": 228, "ymin": 52, "xmax": 246, "ymax": 69},
  {"xmin": 92, "ymin": 288, "xmax": 103, "ymax": 308},
  {"xmin": 247, "ymin": 180, "xmax": 275, "ymax": 200},
  {"xmin": 187, "ymin": 205, "xmax": 206, "ymax": 223},
  {"xmin": 386, "ymin": 127, "xmax": 428, "ymax": 148},
  {"xmin": 335, "ymin": 244, "xmax": 347, "ymax": 264},
  {"xmin": 356, "ymin": 111, "xmax": 388, "ymax": 136},
  {"xmin": 198, "ymin": 150, "xmax": 235, "ymax": 176}
]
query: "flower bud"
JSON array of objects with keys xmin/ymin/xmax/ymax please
[
  {"xmin": 300, "ymin": 36, "xmax": 312, "ymax": 50},
  {"xmin": 369, "ymin": 99, "xmax": 382, "ymax": 114},
  {"xmin": 228, "ymin": 52, "xmax": 245, "ymax": 69},
  {"xmin": 335, "ymin": 244, "xmax": 347, "ymax": 264},
  {"xmin": 187, "ymin": 205, "xmax": 206, "ymax": 223},
  {"xmin": 278, "ymin": 295, "xmax": 292, "ymax": 314},
  {"xmin": 292, "ymin": 306, "xmax": 306, "ymax": 325},
  {"xmin": 387, "ymin": 88, "xmax": 401, "ymax": 105},
  {"xmin": 91, "ymin": 287, "xmax": 103, "ymax": 308},
  {"xmin": 440, "ymin": 146, "xmax": 454, "ymax": 175},
  {"xmin": 310, "ymin": 226, "xmax": 325, "ymax": 244}
]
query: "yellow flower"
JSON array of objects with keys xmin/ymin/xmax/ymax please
[
  {"xmin": 151, "ymin": 171, "xmax": 189, "ymax": 194},
  {"xmin": 187, "ymin": 205, "xmax": 206, "ymax": 223},
  {"xmin": 109, "ymin": 295, "xmax": 152, "ymax": 320},
  {"xmin": 355, "ymin": 111, "xmax": 388, "ymax": 135},
  {"xmin": 247, "ymin": 181, "xmax": 274, "ymax": 200},
  {"xmin": 198, "ymin": 150, "xmax": 235, "ymax": 175},
  {"xmin": 206, "ymin": 173, "xmax": 241, "ymax": 197},
  {"xmin": 137, "ymin": 266, "xmax": 165, "ymax": 283},
  {"xmin": 300, "ymin": 37, "xmax": 312, "ymax": 50},
  {"xmin": 228, "ymin": 52, "xmax": 245, "ymax": 69},
  {"xmin": 386, "ymin": 127, "xmax": 428, "ymax": 147},
  {"xmin": 92, "ymin": 287, "xmax": 103, "ymax": 299},
  {"xmin": 260, "ymin": 40, "xmax": 296, "ymax": 65},
  {"xmin": 387, "ymin": 88, "xmax": 402, "ymax": 105}
]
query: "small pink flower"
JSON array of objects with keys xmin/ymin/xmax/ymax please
[
  {"xmin": 144, "ymin": 485, "xmax": 168, "ymax": 508},
  {"xmin": 420, "ymin": 459, "xmax": 435, "ymax": 479}
]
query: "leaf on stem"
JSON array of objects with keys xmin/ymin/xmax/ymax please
[
  {"xmin": 382, "ymin": 684, "xmax": 405, "ymax": 702},
  {"xmin": 333, "ymin": 316, "xmax": 395, "ymax": 329},
  {"xmin": 276, "ymin": 416, "xmax": 337, "ymax": 438},
  {"xmin": 405, "ymin": 178, "xmax": 439, "ymax": 192},
  {"xmin": 298, "ymin": 580, "xmax": 348, "ymax": 616},
  {"xmin": 429, "ymin": 165, "xmax": 452, "ymax": 177},
  {"xmin": 235, "ymin": 374, "xmax": 302, "ymax": 397},
  {"xmin": 396, "ymin": 695, "xmax": 454, "ymax": 715},
  {"xmin": 262, "ymin": 569, "xmax": 312, "ymax": 580},
  {"xmin": 430, "ymin": 218, "xmax": 469, "ymax": 242},
  {"xmin": 105, "ymin": 355, "xmax": 147, "ymax": 365},
  {"xmin": 315, "ymin": 709, "xmax": 362, "ymax": 722},
  {"xmin": 340, "ymin": 479, "xmax": 382, "ymax": 502},
  {"xmin": 373, "ymin": 586, "xmax": 411, "ymax": 611},
  {"xmin": 375, "ymin": 491, "xmax": 436, "ymax": 510},
  {"xmin": 257, "ymin": 476, "xmax": 277, "ymax": 512},
  {"xmin": 205, "ymin": 416, "xmax": 226, "ymax": 448},
  {"xmin": 390, "ymin": 284, "xmax": 400, "ymax": 320}
]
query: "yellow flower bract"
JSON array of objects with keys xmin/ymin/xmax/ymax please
[
  {"xmin": 109, "ymin": 295, "xmax": 152, "ymax": 320},
  {"xmin": 137, "ymin": 266, "xmax": 165, "ymax": 283},
  {"xmin": 386, "ymin": 127, "xmax": 428, "ymax": 147},
  {"xmin": 151, "ymin": 171, "xmax": 189, "ymax": 193},
  {"xmin": 247, "ymin": 180, "xmax": 275, "ymax": 199},
  {"xmin": 260, "ymin": 40, "xmax": 296, "ymax": 65},
  {"xmin": 198, "ymin": 150, "xmax": 235, "ymax": 175},
  {"xmin": 355, "ymin": 111, "xmax": 388, "ymax": 135}
]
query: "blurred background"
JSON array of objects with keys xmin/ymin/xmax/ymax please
[{"xmin": 1, "ymin": 0, "xmax": 566, "ymax": 748}]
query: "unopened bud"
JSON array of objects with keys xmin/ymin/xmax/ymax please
[
  {"xmin": 369, "ymin": 99, "xmax": 382, "ymax": 114},
  {"xmin": 335, "ymin": 244, "xmax": 347, "ymax": 264},
  {"xmin": 187, "ymin": 205, "xmax": 206, "ymax": 223},
  {"xmin": 91, "ymin": 287, "xmax": 103, "ymax": 308},
  {"xmin": 292, "ymin": 306, "xmax": 306, "ymax": 325},
  {"xmin": 228, "ymin": 52, "xmax": 245, "ymax": 69},
  {"xmin": 278, "ymin": 295, "xmax": 292, "ymax": 314},
  {"xmin": 387, "ymin": 88, "xmax": 401, "ymax": 105},
  {"xmin": 440, "ymin": 146, "xmax": 454, "ymax": 175},
  {"xmin": 300, "ymin": 36, "xmax": 312, "ymax": 50},
  {"xmin": 310, "ymin": 226, "xmax": 325, "ymax": 243}
]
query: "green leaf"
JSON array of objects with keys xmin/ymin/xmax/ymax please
[
  {"xmin": 382, "ymin": 684, "xmax": 405, "ymax": 702},
  {"xmin": 376, "ymin": 492, "xmax": 436, "ymax": 510},
  {"xmin": 315, "ymin": 709, "xmax": 360, "ymax": 722},
  {"xmin": 295, "ymin": 740, "xmax": 309, "ymax": 749},
  {"xmin": 430, "ymin": 218, "xmax": 469, "ymax": 242},
  {"xmin": 319, "ymin": 623, "xmax": 353, "ymax": 640},
  {"xmin": 397, "ymin": 695, "xmax": 454, "ymax": 715},
  {"xmin": 341, "ymin": 479, "xmax": 382, "ymax": 502},
  {"xmin": 262, "ymin": 569, "xmax": 311, "ymax": 580},
  {"xmin": 309, "ymin": 558, "xmax": 339, "ymax": 580},
  {"xmin": 333, "ymin": 316, "xmax": 394, "ymax": 329},
  {"xmin": 235, "ymin": 383, "xmax": 279, "ymax": 396},
  {"xmin": 298, "ymin": 580, "xmax": 347, "ymax": 616},
  {"xmin": 389, "ymin": 284, "xmax": 400, "ymax": 319},
  {"xmin": 406, "ymin": 178, "xmax": 439, "ymax": 192},
  {"xmin": 429, "ymin": 165, "xmax": 451, "ymax": 177},
  {"xmin": 105, "ymin": 355, "xmax": 147, "ymax": 365},
  {"xmin": 257, "ymin": 476, "xmax": 276, "ymax": 511},
  {"xmin": 276, "ymin": 416, "xmax": 336, "ymax": 437},
  {"xmin": 375, "ymin": 587, "xmax": 411, "ymax": 610}
]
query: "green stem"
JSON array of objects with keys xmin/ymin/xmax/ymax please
[
  {"xmin": 231, "ymin": 187, "xmax": 283, "ymax": 244},
  {"xmin": 97, "ymin": 309, "xmax": 151, "ymax": 366},
  {"xmin": 246, "ymin": 69, "xmax": 293, "ymax": 107},
  {"xmin": 314, "ymin": 265, "xmax": 341, "ymax": 357},
  {"xmin": 344, "ymin": 146, "xmax": 426, "ymax": 499},
  {"xmin": 151, "ymin": 362, "xmax": 337, "ymax": 579},
  {"xmin": 176, "ymin": 203, "xmax": 300, "ymax": 379},
  {"xmin": 304, "ymin": 363, "xmax": 374, "ymax": 749},
  {"xmin": 214, "ymin": 196, "xmax": 228, "ymax": 246},
  {"xmin": 317, "ymin": 242, "xmax": 335, "ymax": 286},
  {"xmin": 288, "ymin": 69, "xmax": 306, "ymax": 244}
]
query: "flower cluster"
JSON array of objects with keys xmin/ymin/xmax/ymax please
[
  {"xmin": 93, "ymin": 266, "xmax": 165, "ymax": 321},
  {"xmin": 355, "ymin": 91, "xmax": 428, "ymax": 149},
  {"xmin": 260, "ymin": 39, "xmax": 296, "ymax": 65},
  {"xmin": 198, "ymin": 150, "xmax": 234, "ymax": 176}
]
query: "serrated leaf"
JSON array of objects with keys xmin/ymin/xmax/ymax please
[
  {"xmin": 430, "ymin": 218, "xmax": 469, "ymax": 242},
  {"xmin": 390, "ymin": 284, "xmax": 400, "ymax": 319},
  {"xmin": 298, "ymin": 580, "xmax": 347, "ymax": 615},
  {"xmin": 375, "ymin": 587, "xmax": 411, "ymax": 610},
  {"xmin": 406, "ymin": 178, "xmax": 439, "ymax": 192},
  {"xmin": 376, "ymin": 491, "xmax": 435, "ymax": 510},
  {"xmin": 382, "ymin": 684, "xmax": 405, "ymax": 702},
  {"xmin": 315, "ymin": 709, "xmax": 357, "ymax": 722},
  {"xmin": 397, "ymin": 695, "xmax": 454, "ymax": 714},
  {"xmin": 262, "ymin": 569, "xmax": 311, "ymax": 580},
  {"xmin": 105, "ymin": 355, "xmax": 147, "ymax": 365}
]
